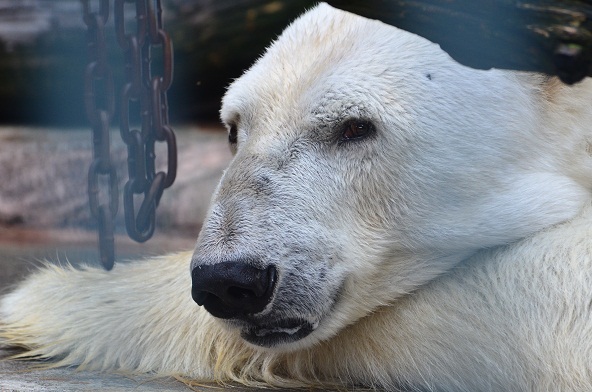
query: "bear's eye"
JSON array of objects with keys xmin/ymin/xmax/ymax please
[
  {"xmin": 228, "ymin": 124, "xmax": 238, "ymax": 145},
  {"xmin": 340, "ymin": 120, "xmax": 374, "ymax": 142}
]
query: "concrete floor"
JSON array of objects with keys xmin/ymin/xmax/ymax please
[{"xmin": 0, "ymin": 350, "xmax": 196, "ymax": 392}]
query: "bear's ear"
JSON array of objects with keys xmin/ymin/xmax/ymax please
[
  {"xmin": 228, "ymin": 123, "xmax": 238, "ymax": 143},
  {"xmin": 228, "ymin": 123, "xmax": 238, "ymax": 155}
]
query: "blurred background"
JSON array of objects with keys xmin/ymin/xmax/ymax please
[
  {"xmin": 0, "ymin": 0, "xmax": 316, "ymax": 283},
  {"xmin": 0, "ymin": 0, "xmax": 318, "ymax": 124}
]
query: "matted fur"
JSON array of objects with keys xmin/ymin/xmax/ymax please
[{"xmin": 2, "ymin": 4, "xmax": 592, "ymax": 391}]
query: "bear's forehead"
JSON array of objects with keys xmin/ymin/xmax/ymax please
[{"xmin": 220, "ymin": 4, "xmax": 438, "ymax": 126}]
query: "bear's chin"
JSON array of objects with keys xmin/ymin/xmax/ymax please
[{"xmin": 238, "ymin": 319, "xmax": 315, "ymax": 348}]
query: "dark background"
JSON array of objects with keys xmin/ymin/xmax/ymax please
[{"xmin": 0, "ymin": 0, "xmax": 317, "ymax": 126}]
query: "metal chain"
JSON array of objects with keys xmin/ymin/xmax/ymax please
[
  {"xmin": 82, "ymin": 0, "xmax": 118, "ymax": 270},
  {"xmin": 82, "ymin": 0, "xmax": 177, "ymax": 269},
  {"xmin": 115, "ymin": 0, "xmax": 177, "ymax": 243}
]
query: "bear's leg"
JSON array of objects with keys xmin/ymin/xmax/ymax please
[{"xmin": 0, "ymin": 251, "xmax": 228, "ymax": 379}]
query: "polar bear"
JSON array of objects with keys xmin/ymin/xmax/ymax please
[{"xmin": 2, "ymin": 3, "xmax": 592, "ymax": 391}]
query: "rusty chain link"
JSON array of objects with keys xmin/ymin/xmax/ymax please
[
  {"xmin": 82, "ymin": 0, "xmax": 118, "ymax": 270},
  {"xmin": 115, "ymin": 0, "xmax": 177, "ymax": 243},
  {"xmin": 82, "ymin": 0, "xmax": 177, "ymax": 269}
]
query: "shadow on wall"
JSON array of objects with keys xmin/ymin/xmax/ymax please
[{"xmin": 0, "ymin": 126, "xmax": 232, "ymax": 234}]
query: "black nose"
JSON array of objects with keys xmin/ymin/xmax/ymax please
[{"xmin": 191, "ymin": 261, "xmax": 277, "ymax": 319}]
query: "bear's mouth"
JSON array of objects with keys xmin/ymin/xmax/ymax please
[{"xmin": 240, "ymin": 318, "xmax": 315, "ymax": 347}]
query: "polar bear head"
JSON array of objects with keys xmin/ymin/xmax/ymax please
[{"xmin": 190, "ymin": 3, "xmax": 592, "ymax": 351}]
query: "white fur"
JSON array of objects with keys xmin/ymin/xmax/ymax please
[{"xmin": 2, "ymin": 4, "xmax": 592, "ymax": 391}]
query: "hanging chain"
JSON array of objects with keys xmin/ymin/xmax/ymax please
[
  {"xmin": 115, "ymin": 0, "xmax": 177, "ymax": 243},
  {"xmin": 82, "ymin": 0, "xmax": 177, "ymax": 269},
  {"xmin": 82, "ymin": 0, "xmax": 118, "ymax": 270}
]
